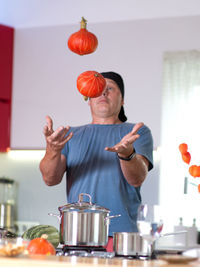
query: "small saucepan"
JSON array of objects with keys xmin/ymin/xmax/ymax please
[
  {"xmin": 113, "ymin": 231, "xmax": 187, "ymax": 256},
  {"xmin": 113, "ymin": 232, "xmax": 152, "ymax": 256}
]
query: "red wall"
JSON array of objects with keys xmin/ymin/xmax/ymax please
[{"xmin": 0, "ymin": 25, "xmax": 14, "ymax": 152}]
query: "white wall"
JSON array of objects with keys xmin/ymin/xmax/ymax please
[
  {"xmin": 11, "ymin": 15, "xmax": 200, "ymax": 149},
  {"xmin": 0, "ymin": 151, "xmax": 66, "ymax": 229},
  {"xmin": 1, "ymin": 15, "xmax": 200, "ymax": 230}
]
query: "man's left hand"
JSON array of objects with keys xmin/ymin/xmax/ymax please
[{"xmin": 105, "ymin": 122, "xmax": 144, "ymax": 157}]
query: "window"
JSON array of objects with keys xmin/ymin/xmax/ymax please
[{"xmin": 160, "ymin": 50, "xmax": 200, "ymax": 227}]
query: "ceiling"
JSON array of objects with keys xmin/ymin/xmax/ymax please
[{"xmin": 1, "ymin": 0, "xmax": 200, "ymax": 29}]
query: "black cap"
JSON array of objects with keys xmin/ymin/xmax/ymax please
[{"xmin": 100, "ymin": 71, "xmax": 127, "ymax": 122}]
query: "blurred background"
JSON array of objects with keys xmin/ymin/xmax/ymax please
[{"xmin": 1, "ymin": 0, "xmax": 200, "ymax": 242}]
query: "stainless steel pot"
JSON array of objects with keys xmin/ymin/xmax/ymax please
[
  {"xmin": 113, "ymin": 232, "xmax": 152, "ymax": 256},
  {"xmin": 49, "ymin": 193, "xmax": 120, "ymax": 246},
  {"xmin": 113, "ymin": 231, "xmax": 187, "ymax": 256}
]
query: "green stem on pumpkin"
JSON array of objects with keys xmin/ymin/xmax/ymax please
[{"xmin": 80, "ymin": 17, "xmax": 87, "ymax": 29}]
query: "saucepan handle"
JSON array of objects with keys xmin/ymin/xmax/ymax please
[
  {"xmin": 48, "ymin": 213, "xmax": 62, "ymax": 223},
  {"xmin": 160, "ymin": 230, "xmax": 187, "ymax": 238},
  {"xmin": 104, "ymin": 214, "xmax": 121, "ymax": 225}
]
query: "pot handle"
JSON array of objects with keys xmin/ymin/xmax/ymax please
[
  {"xmin": 48, "ymin": 213, "xmax": 62, "ymax": 223},
  {"xmin": 104, "ymin": 214, "xmax": 121, "ymax": 225},
  {"xmin": 160, "ymin": 230, "xmax": 187, "ymax": 238},
  {"xmin": 78, "ymin": 193, "xmax": 92, "ymax": 204}
]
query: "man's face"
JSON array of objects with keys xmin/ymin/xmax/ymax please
[{"xmin": 89, "ymin": 78, "xmax": 124, "ymax": 120}]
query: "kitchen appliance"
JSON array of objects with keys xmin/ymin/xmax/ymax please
[
  {"xmin": 55, "ymin": 242, "xmax": 156, "ymax": 259},
  {"xmin": 0, "ymin": 177, "xmax": 17, "ymax": 231},
  {"xmin": 56, "ymin": 244, "xmax": 115, "ymax": 258},
  {"xmin": 49, "ymin": 193, "xmax": 120, "ymax": 247}
]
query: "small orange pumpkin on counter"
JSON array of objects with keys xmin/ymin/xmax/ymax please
[
  {"xmin": 68, "ymin": 17, "xmax": 98, "ymax": 55},
  {"xmin": 77, "ymin": 70, "xmax": 106, "ymax": 100},
  {"xmin": 27, "ymin": 234, "xmax": 56, "ymax": 255}
]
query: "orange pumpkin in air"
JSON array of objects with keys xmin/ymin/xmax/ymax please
[
  {"xmin": 68, "ymin": 17, "xmax": 98, "ymax": 55},
  {"xmin": 77, "ymin": 71, "xmax": 106, "ymax": 100}
]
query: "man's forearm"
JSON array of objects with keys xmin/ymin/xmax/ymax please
[
  {"xmin": 40, "ymin": 149, "xmax": 66, "ymax": 186},
  {"xmin": 119, "ymin": 154, "xmax": 148, "ymax": 187}
]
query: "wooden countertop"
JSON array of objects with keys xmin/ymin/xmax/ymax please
[{"xmin": 0, "ymin": 254, "xmax": 199, "ymax": 267}]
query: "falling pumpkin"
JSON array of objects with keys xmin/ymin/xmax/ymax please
[
  {"xmin": 68, "ymin": 17, "xmax": 98, "ymax": 55},
  {"xmin": 77, "ymin": 70, "xmax": 106, "ymax": 100}
]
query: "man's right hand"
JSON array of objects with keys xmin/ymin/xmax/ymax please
[{"xmin": 43, "ymin": 115, "xmax": 73, "ymax": 152}]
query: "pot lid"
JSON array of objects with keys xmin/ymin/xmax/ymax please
[{"xmin": 58, "ymin": 193, "xmax": 110, "ymax": 213}]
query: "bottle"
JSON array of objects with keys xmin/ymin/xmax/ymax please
[
  {"xmin": 187, "ymin": 218, "xmax": 198, "ymax": 247},
  {"xmin": 173, "ymin": 217, "xmax": 188, "ymax": 247}
]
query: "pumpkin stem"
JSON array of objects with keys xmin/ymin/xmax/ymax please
[
  {"xmin": 83, "ymin": 96, "xmax": 88, "ymax": 101},
  {"xmin": 80, "ymin": 17, "xmax": 87, "ymax": 29},
  {"xmin": 41, "ymin": 234, "xmax": 48, "ymax": 240}
]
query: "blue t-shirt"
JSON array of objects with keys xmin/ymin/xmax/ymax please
[{"xmin": 61, "ymin": 123, "xmax": 153, "ymax": 236}]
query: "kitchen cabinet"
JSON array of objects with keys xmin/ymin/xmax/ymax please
[
  {"xmin": 0, "ymin": 25, "xmax": 14, "ymax": 151},
  {"xmin": 0, "ymin": 101, "xmax": 11, "ymax": 151},
  {"xmin": 0, "ymin": 25, "xmax": 14, "ymax": 100}
]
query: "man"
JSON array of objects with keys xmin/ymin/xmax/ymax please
[{"xmin": 40, "ymin": 71, "xmax": 153, "ymax": 237}]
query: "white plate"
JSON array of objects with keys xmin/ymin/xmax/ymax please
[{"xmin": 183, "ymin": 248, "xmax": 200, "ymax": 258}]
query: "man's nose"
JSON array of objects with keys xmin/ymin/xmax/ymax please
[{"xmin": 102, "ymin": 87, "xmax": 108, "ymax": 96}]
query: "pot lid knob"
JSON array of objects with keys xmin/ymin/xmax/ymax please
[{"xmin": 78, "ymin": 193, "xmax": 92, "ymax": 205}]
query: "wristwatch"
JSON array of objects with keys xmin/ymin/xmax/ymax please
[{"xmin": 117, "ymin": 149, "xmax": 136, "ymax": 161}]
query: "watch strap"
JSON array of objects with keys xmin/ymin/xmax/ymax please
[{"xmin": 117, "ymin": 150, "xmax": 136, "ymax": 161}]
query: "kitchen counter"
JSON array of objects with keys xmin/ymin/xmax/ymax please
[{"xmin": 0, "ymin": 255, "xmax": 199, "ymax": 267}]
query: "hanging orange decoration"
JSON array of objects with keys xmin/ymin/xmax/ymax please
[
  {"xmin": 198, "ymin": 184, "xmax": 200, "ymax": 193},
  {"xmin": 68, "ymin": 17, "xmax": 98, "ymax": 55},
  {"xmin": 178, "ymin": 143, "xmax": 200, "ymax": 193},
  {"xmin": 178, "ymin": 143, "xmax": 191, "ymax": 164},
  {"xmin": 77, "ymin": 71, "xmax": 106, "ymax": 100},
  {"xmin": 178, "ymin": 143, "xmax": 188, "ymax": 154},
  {"xmin": 181, "ymin": 151, "xmax": 191, "ymax": 164},
  {"xmin": 189, "ymin": 165, "xmax": 200, "ymax": 178}
]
